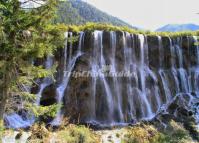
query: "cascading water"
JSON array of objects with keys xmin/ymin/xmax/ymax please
[
  {"xmin": 5, "ymin": 30, "xmax": 199, "ymax": 128},
  {"xmin": 4, "ymin": 56, "xmax": 54, "ymax": 129},
  {"xmin": 36, "ymin": 56, "xmax": 54, "ymax": 105},
  {"xmin": 137, "ymin": 34, "xmax": 154, "ymax": 119},
  {"xmin": 73, "ymin": 31, "xmax": 199, "ymax": 126},
  {"xmin": 4, "ymin": 114, "xmax": 34, "ymax": 129},
  {"xmin": 87, "ymin": 32, "xmax": 160, "ymax": 124},
  {"xmin": 110, "ymin": 31, "xmax": 123, "ymax": 121},
  {"xmin": 51, "ymin": 32, "xmax": 84, "ymax": 125},
  {"xmin": 89, "ymin": 31, "xmax": 114, "ymax": 123},
  {"xmin": 158, "ymin": 36, "xmax": 173, "ymax": 104}
]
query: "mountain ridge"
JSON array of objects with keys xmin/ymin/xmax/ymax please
[{"xmin": 156, "ymin": 24, "xmax": 199, "ymax": 32}]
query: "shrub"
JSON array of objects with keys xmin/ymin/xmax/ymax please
[
  {"xmin": 28, "ymin": 124, "xmax": 100, "ymax": 143},
  {"xmin": 122, "ymin": 121, "xmax": 195, "ymax": 143},
  {"xmin": 64, "ymin": 22, "xmax": 199, "ymax": 37},
  {"xmin": 56, "ymin": 124, "xmax": 100, "ymax": 143},
  {"xmin": 122, "ymin": 124, "xmax": 161, "ymax": 143}
]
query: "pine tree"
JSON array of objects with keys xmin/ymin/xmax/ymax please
[{"xmin": 0, "ymin": 0, "xmax": 66, "ymax": 127}]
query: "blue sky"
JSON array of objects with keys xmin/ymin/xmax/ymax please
[{"xmin": 83, "ymin": 0, "xmax": 199, "ymax": 30}]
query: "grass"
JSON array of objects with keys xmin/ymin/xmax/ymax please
[{"xmin": 1, "ymin": 120, "xmax": 197, "ymax": 143}]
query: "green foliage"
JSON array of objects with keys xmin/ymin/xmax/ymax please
[
  {"xmin": 122, "ymin": 121, "xmax": 195, "ymax": 143},
  {"xmin": 54, "ymin": 0, "xmax": 85, "ymax": 25},
  {"xmin": 28, "ymin": 104, "xmax": 61, "ymax": 119},
  {"xmin": 63, "ymin": 23, "xmax": 199, "ymax": 37},
  {"xmin": 0, "ymin": 124, "xmax": 5, "ymax": 138},
  {"xmin": 0, "ymin": 0, "xmax": 66, "ymax": 123},
  {"xmin": 160, "ymin": 120, "xmax": 194, "ymax": 143},
  {"xmin": 195, "ymin": 42, "xmax": 199, "ymax": 46},
  {"xmin": 54, "ymin": 0, "xmax": 134, "ymax": 28}
]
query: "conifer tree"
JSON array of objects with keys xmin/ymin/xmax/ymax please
[{"xmin": 0, "ymin": 0, "xmax": 66, "ymax": 127}]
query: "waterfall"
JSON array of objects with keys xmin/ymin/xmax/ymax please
[
  {"xmin": 111, "ymin": 31, "xmax": 123, "ymax": 121},
  {"xmin": 137, "ymin": 34, "xmax": 154, "ymax": 119},
  {"xmin": 176, "ymin": 43, "xmax": 183, "ymax": 68},
  {"xmin": 51, "ymin": 32, "xmax": 84, "ymax": 125},
  {"xmin": 159, "ymin": 70, "xmax": 172, "ymax": 103},
  {"xmin": 169, "ymin": 38, "xmax": 180, "ymax": 93},
  {"xmin": 4, "ymin": 114, "xmax": 34, "ymax": 129},
  {"xmin": 123, "ymin": 32, "xmax": 134, "ymax": 120},
  {"xmin": 5, "ymin": 30, "xmax": 199, "ymax": 128},
  {"xmin": 79, "ymin": 32, "xmax": 199, "ymax": 125},
  {"xmin": 158, "ymin": 36, "xmax": 164, "ymax": 68},
  {"xmin": 36, "ymin": 56, "xmax": 54, "ymax": 105},
  {"xmin": 95, "ymin": 31, "xmax": 114, "ymax": 122}
]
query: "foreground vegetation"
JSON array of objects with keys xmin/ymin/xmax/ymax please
[
  {"xmin": 122, "ymin": 121, "xmax": 197, "ymax": 143},
  {"xmin": 1, "ymin": 124, "xmax": 100, "ymax": 143},
  {"xmin": 1, "ymin": 120, "xmax": 198, "ymax": 143},
  {"xmin": 28, "ymin": 124, "xmax": 100, "ymax": 143}
]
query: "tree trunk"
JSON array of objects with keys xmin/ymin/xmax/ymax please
[
  {"xmin": 0, "ymin": 73, "xmax": 8, "ymax": 128},
  {"xmin": 0, "ymin": 96, "xmax": 7, "ymax": 127}
]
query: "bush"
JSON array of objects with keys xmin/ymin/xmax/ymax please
[
  {"xmin": 64, "ymin": 22, "xmax": 199, "ymax": 37},
  {"xmin": 122, "ymin": 121, "xmax": 195, "ymax": 143},
  {"xmin": 122, "ymin": 124, "xmax": 161, "ymax": 143},
  {"xmin": 28, "ymin": 124, "xmax": 100, "ymax": 143},
  {"xmin": 54, "ymin": 124, "xmax": 100, "ymax": 143}
]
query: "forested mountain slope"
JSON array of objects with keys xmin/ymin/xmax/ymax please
[{"xmin": 54, "ymin": 0, "xmax": 134, "ymax": 28}]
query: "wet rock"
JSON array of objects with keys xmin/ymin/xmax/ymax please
[
  {"xmin": 181, "ymin": 36, "xmax": 190, "ymax": 69},
  {"xmin": 153, "ymin": 93, "xmax": 199, "ymax": 140},
  {"xmin": 147, "ymin": 36, "xmax": 160, "ymax": 69},
  {"xmin": 15, "ymin": 132, "xmax": 22, "ymax": 140},
  {"xmin": 162, "ymin": 36, "xmax": 173, "ymax": 69},
  {"xmin": 40, "ymin": 84, "xmax": 57, "ymax": 106}
]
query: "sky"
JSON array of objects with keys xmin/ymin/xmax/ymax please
[{"xmin": 83, "ymin": 0, "xmax": 199, "ymax": 30}]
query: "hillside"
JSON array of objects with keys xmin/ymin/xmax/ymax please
[
  {"xmin": 54, "ymin": 0, "xmax": 134, "ymax": 28},
  {"xmin": 156, "ymin": 24, "xmax": 199, "ymax": 32}
]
